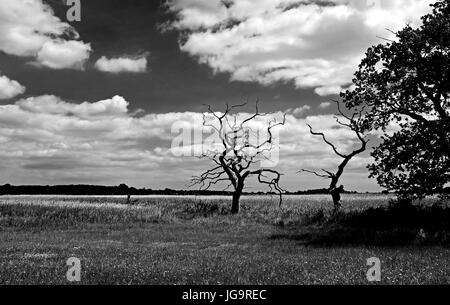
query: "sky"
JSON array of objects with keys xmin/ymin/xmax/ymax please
[{"xmin": 0, "ymin": 0, "xmax": 434, "ymax": 192}]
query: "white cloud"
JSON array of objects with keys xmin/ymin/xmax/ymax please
[
  {"xmin": 0, "ymin": 74, "xmax": 26, "ymax": 99},
  {"xmin": 165, "ymin": 0, "xmax": 434, "ymax": 96},
  {"xmin": 16, "ymin": 95, "xmax": 129, "ymax": 118},
  {"xmin": 35, "ymin": 40, "xmax": 91, "ymax": 70},
  {"xmin": 315, "ymin": 86, "xmax": 345, "ymax": 97},
  {"xmin": 95, "ymin": 55, "xmax": 148, "ymax": 74},
  {"xmin": 287, "ymin": 105, "xmax": 311, "ymax": 118},
  {"xmin": 0, "ymin": 0, "xmax": 91, "ymax": 69},
  {"xmin": 319, "ymin": 102, "xmax": 332, "ymax": 109},
  {"xmin": 0, "ymin": 95, "xmax": 377, "ymax": 189}
]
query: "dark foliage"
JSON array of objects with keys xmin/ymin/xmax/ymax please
[
  {"xmin": 272, "ymin": 203, "xmax": 450, "ymax": 246},
  {"xmin": 0, "ymin": 183, "xmax": 237, "ymax": 196},
  {"xmin": 0, "ymin": 184, "xmax": 333, "ymax": 196},
  {"xmin": 180, "ymin": 200, "xmax": 229, "ymax": 219},
  {"xmin": 341, "ymin": 0, "xmax": 450, "ymax": 200}
]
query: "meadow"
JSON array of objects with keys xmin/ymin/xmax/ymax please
[{"xmin": 0, "ymin": 194, "xmax": 448, "ymax": 285}]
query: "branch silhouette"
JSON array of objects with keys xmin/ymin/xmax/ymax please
[
  {"xmin": 191, "ymin": 101, "xmax": 286, "ymax": 213},
  {"xmin": 301, "ymin": 100, "xmax": 369, "ymax": 212}
]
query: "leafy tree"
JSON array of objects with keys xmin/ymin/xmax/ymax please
[{"xmin": 341, "ymin": 0, "xmax": 450, "ymax": 200}]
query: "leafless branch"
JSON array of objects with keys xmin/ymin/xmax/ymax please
[
  {"xmin": 301, "ymin": 100, "xmax": 369, "ymax": 195},
  {"xmin": 190, "ymin": 101, "xmax": 286, "ymax": 212}
]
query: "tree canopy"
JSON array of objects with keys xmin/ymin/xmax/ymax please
[{"xmin": 341, "ymin": 0, "xmax": 450, "ymax": 199}]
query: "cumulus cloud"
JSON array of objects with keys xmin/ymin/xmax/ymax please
[
  {"xmin": 0, "ymin": 0, "xmax": 91, "ymax": 69},
  {"xmin": 95, "ymin": 55, "xmax": 148, "ymax": 74},
  {"xmin": 0, "ymin": 95, "xmax": 377, "ymax": 189},
  {"xmin": 165, "ymin": 0, "xmax": 433, "ymax": 96},
  {"xmin": 0, "ymin": 74, "xmax": 26, "ymax": 99},
  {"xmin": 16, "ymin": 95, "xmax": 129, "ymax": 118},
  {"xmin": 319, "ymin": 102, "xmax": 332, "ymax": 109},
  {"xmin": 287, "ymin": 105, "xmax": 311, "ymax": 118},
  {"xmin": 35, "ymin": 40, "xmax": 92, "ymax": 70}
]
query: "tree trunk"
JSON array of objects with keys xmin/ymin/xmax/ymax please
[
  {"xmin": 231, "ymin": 180, "xmax": 244, "ymax": 214},
  {"xmin": 331, "ymin": 193, "xmax": 341, "ymax": 212},
  {"xmin": 329, "ymin": 178, "xmax": 341, "ymax": 212},
  {"xmin": 231, "ymin": 192, "xmax": 241, "ymax": 214}
]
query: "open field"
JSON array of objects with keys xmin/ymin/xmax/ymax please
[{"xmin": 0, "ymin": 194, "xmax": 449, "ymax": 285}]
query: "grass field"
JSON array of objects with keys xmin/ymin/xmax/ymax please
[{"xmin": 0, "ymin": 194, "xmax": 449, "ymax": 285}]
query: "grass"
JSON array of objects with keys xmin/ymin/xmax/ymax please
[{"xmin": 0, "ymin": 194, "xmax": 449, "ymax": 285}]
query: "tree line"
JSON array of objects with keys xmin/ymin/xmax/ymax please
[{"xmin": 0, "ymin": 183, "xmax": 360, "ymax": 196}]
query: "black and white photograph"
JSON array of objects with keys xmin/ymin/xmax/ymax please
[{"xmin": 0, "ymin": 0, "xmax": 448, "ymax": 297}]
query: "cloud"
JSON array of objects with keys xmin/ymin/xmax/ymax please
[
  {"xmin": 16, "ymin": 95, "xmax": 129, "ymax": 118},
  {"xmin": 165, "ymin": 0, "xmax": 433, "ymax": 96},
  {"xmin": 319, "ymin": 102, "xmax": 332, "ymax": 109},
  {"xmin": 0, "ymin": 95, "xmax": 377, "ymax": 189},
  {"xmin": 0, "ymin": 0, "xmax": 91, "ymax": 69},
  {"xmin": 95, "ymin": 55, "xmax": 148, "ymax": 74},
  {"xmin": 0, "ymin": 74, "xmax": 26, "ymax": 99},
  {"xmin": 35, "ymin": 40, "xmax": 92, "ymax": 70},
  {"xmin": 315, "ymin": 86, "xmax": 344, "ymax": 97},
  {"xmin": 287, "ymin": 105, "xmax": 311, "ymax": 118}
]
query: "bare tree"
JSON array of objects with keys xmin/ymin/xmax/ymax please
[
  {"xmin": 190, "ymin": 102, "xmax": 286, "ymax": 214},
  {"xmin": 300, "ymin": 101, "xmax": 369, "ymax": 212}
]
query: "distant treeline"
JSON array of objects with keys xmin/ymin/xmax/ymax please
[{"xmin": 0, "ymin": 184, "xmax": 367, "ymax": 196}]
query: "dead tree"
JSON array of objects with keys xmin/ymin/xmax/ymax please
[
  {"xmin": 300, "ymin": 101, "xmax": 369, "ymax": 212},
  {"xmin": 191, "ymin": 102, "xmax": 286, "ymax": 214}
]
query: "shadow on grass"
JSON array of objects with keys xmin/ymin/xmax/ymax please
[{"xmin": 270, "ymin": 203, "xmax": 450, "ymax": 247}]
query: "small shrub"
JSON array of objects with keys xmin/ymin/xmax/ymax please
[{"xmin": 180, "ymin": 200, "xmax": 227, "ymax": 219}]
